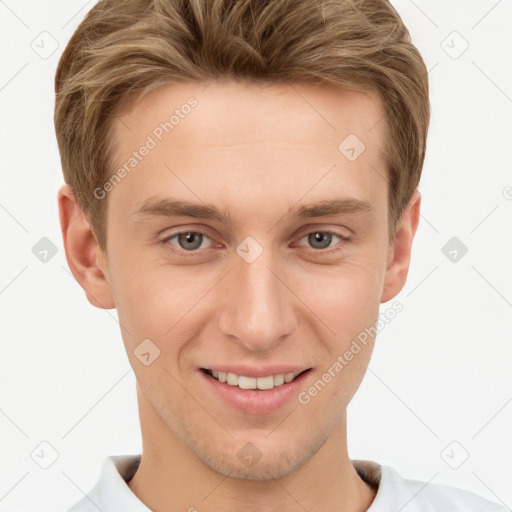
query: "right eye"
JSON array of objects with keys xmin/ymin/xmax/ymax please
[{"xmin": 161, "ymin": 230, "xmax": 214, "ymax": 252}]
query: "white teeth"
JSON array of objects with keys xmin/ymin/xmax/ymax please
[
  {"xmin": 238, "ymin": 376, "xmax": 257, "ymax": 389},
  {"xmin": 227, "ymin": 372, "xmax": 239, "ymax": 385},
  {"xmin": 284, "ymin": 372, "xmax": 295, "ymax": 383},
  {"xmin": 273, "ymin": 373, "xmax": 285, "ymax": 386},
  {"xmin": 257, "ymin": 375, "xmax": 274, "ymax": 390},
  {"xmin": 208, "ymin": 370, "xmax": 303, "ymax": 389}
]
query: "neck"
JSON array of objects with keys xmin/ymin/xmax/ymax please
[{"xmin": 128, "ymin": 383, "xmax": 377, "ymax": 512}]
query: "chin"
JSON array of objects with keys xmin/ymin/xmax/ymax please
[
  {"xmin": 200, "ymin": 450, "xmax": 304, "ymax": 481},
  {"xmin": 189, "ymin": 429, "xmax": 328, "ymax": 481}
]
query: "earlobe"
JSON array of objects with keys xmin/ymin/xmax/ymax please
[
  {"xmin": 380, "ymin": 190, "xmax": 421, "ymax": 303},
  {"xmin": 58, "ymin": 184, "xmax": 115, "ymax": 309}
]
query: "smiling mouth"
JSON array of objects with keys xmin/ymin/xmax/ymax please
[{"xmin": 201, "ymin": 368, "xmax": 311, "ymax": 390}]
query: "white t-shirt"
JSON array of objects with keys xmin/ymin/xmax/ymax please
[{"xmin": 67, "ymin": 454, "xmax": 507, "ymax": 512}]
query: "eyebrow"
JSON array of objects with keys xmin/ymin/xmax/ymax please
[{"xmin": 131, "ymin": 197, "xmax": 375, "ymax": 224}]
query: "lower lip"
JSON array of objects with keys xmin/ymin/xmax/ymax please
[{"xmin": 200, "ymin": 369, "xmax": 311, "ymax": 415}]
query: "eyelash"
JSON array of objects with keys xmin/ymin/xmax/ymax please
[{"xmin": 160, "ymin": 229, "xmax": 350, "ymax": 257}]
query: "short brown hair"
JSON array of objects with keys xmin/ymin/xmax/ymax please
[{"xmin": 54, "ymin": 0, "xmax": 430, "ymax": 250}]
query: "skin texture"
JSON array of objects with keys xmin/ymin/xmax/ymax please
[{"xmin": 58, "ymin": 80, "xmax": 420, "ymax": 512}]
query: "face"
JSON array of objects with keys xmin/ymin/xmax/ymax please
[{"xmin": 99, "ymin": 80, "xmax": 396, "ymax": 479}]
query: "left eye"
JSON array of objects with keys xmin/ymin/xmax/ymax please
[{"xmin": 297, "ymin": 231, "xmax": 346, "ymax": 250}]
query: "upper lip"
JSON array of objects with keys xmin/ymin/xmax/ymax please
[{"xmin": 200, "ymin": 365, "xmax": 311, "ymax": 378}]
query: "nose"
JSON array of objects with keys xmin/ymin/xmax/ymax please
[{"xmin": 217, "ymin": 243, "xmax": 297, "ymax": 351}]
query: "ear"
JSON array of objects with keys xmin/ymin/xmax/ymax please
[
  {"xmin": 380, "ymin": 190, "xmax": 421, "ymax": 303},
  {"xmin": 58, "ymin": 184, "xmax": 115, "ymax": 309}
]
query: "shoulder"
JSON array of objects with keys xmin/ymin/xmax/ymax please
[{"xmin": 353, "ymin": 460, "xmax": 508, "ymax": 512}]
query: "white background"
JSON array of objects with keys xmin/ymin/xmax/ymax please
[{"xmin": 1, "ymin": 1, "xmax": 511, "ymax": 511}]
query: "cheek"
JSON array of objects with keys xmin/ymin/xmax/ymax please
[
  {"xmin": 297, "ymin": 257, "xmax": 385, "ymax": 339},
  {"xmin": 296, "ymin": 275, "xmax": 379, "ymax": 412},
  {"xmin": 108, "ymin": 251, "xmax": 219, "ymax": 353}
]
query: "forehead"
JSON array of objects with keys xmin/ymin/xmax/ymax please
[
  {"xmin": 108, "ymin": 80, "xmax": 388, "ymax": 223},
  {"xmin": 114, "ymin": 80, "xmax": 385, "ymax": 150}
]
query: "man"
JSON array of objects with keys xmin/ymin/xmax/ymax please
[{"xmin": 55, "ymin": 0, "xmax": 507, "ymax": 510}]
